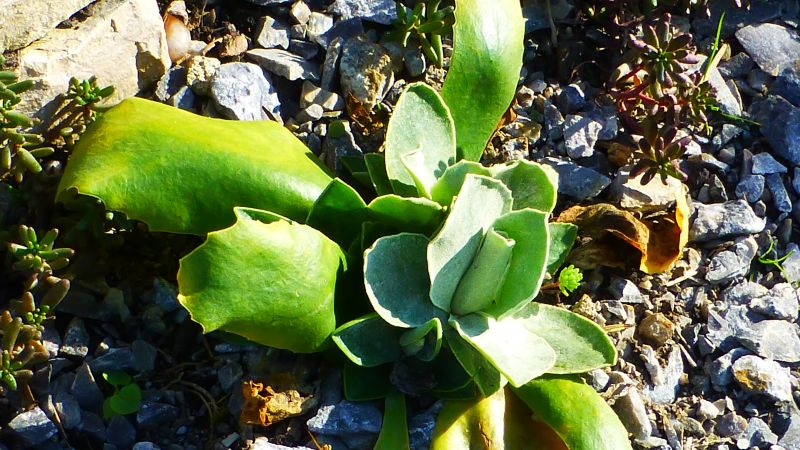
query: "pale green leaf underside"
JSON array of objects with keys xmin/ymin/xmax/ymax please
[
  {"xmin": 450, "ymin": 228, "xmax": 515, "ymax": 316},
  {"xmin": 428, "ymin": 174, "xmax": 513, "ymax": 311},
  {"xmin": 489, "ymin": 161, "xmax": 559, "ymax": 213},
  {"xmin": 57, "ymin": 97, "xmax": 332, "ymax": 235},
  {"xmin": 177, "ymin": 209, "xmax": 341, "ymax": 353},
  {"xmin": 364, "ymin": 233, "xmax": 441, "ymax": 328},
  {"xmin": 452, "ymin": 313, "xmax": 556, "ymax": 387},
  {"xmin": 332, "ymin": 314, "xmax": 405, "ymax": 367},
  {"xmin": 483, "ymin": 208, "xmax": 550, "ymax": 318},
  {"xmin": 385, "ymin": 82, "xmax": 456, "ymax": 197},
  {"xmin": 546, "ymin": 223, "xmax": 578, "ymax": 274},
  {"xmin": 513, "ymin": 303, "xmax": 617, "ymax": 374}
]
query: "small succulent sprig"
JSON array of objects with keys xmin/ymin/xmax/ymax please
[
  {"xmin": 630, "ymin": 123, "xmax": 691, "ymax": 185},
  {"xmin": 7, "ymin": 225, "xmax": 74, "ymax": 273},
  {"xmin": 389, "ymin": 0, "xmax": 455, "ymax": 68},
  {"xmin": 48, "ymin": 76, "xmax": 114, "ymax": 148},
  {"xmin": 558, "ymin": 265, "xmax": 583, "ymax": 295}
]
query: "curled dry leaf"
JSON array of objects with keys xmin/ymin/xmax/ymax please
[
  {"xmin": 240, "ymin": 381, "xmax": 316, "ymax": 426},
  {"xmin": 556, "ymin": 184, "xmax": 689, "ymax": 274}
]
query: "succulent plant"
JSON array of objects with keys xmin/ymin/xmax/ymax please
[
  {"xmin": 389, "ymin": 0, "xmax": 455, "ymax": 67},
  {"xmin": 630, "ymin": 124, "xmax": 691, "ymax": 184}
]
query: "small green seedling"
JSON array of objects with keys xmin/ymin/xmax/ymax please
[
  {"xmin": 102, "ymin": 371, "xmax": 142, "ymax": 418},
  {"xmin": 758, "ymin": 238, "xmax": 798, "ymax": 287},
  {"xmin": 558, "ymin": 265, "xmax": 583, "ymax": 296}
]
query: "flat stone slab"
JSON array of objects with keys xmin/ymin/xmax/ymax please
[{"xmin": 0, "ymin": 0, "xmax": 93, "ymax": 52}]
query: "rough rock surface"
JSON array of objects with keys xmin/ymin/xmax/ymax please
[{"xmin": 0, "ymin": 0, "xmax": 94, "ymax": 52}]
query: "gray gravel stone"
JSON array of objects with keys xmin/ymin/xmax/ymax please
[
  {"xmin": 340, "ymin": 37, "xmax": 393, "ymax": 108},
  {"xmin": 716, "ymin": 412, "xmax": 748, "ymax": 438},
  {"xmin": 613, "ymin": 388, "xmax": 652, "ymax": 440},
  {"xmin": 8, "ymin": 406, "xmax": 58, "ymax": 446},
  {"xmin": 71, "ymin": 362, "xmax": 104, "ymax": 412},
  {"xmin": 300, "ymin": 81, "xmax": 344, "ymax": 111},
  {"xmin": 218, "ymin": 361, "xmax": 244, "ymax": 391},
  {"xmin": 247, "ymin": 48, "xmax": 320, "ymax": 81},
  {"xmin": 750, "ymin": 95, "xmax": 800, "ymax": 165},
  {"xmin": 132, "ymin": 443, "xmax": 161, "ymax": 450},
  {"xmin": 307, "ymin": 400, "xmax": 383, "ymax": 436},
  {"xmin": 137, "ymin": 401, "xmax": 179, "ymax": 428},
  {"xmin": 641, "ymin": 346, "xmax": 683, "ymax": 404},
  {"xmin": 719, "ymin": 52, "xmax": 755, "ymax": 78},
  {"xmin": 766, "ymin": 174, "xmax": 793, "ymax": 214},
  {"xmin": 132, "ymin": 339, "xmax": 157, "ymax": 372},
  {"xmin": 706, "ymin": 236, "xmax": 759, "ymax": 284},
  {"xmin": 321, "ymin": 37, "xmax": 343, "ymax": 92},
  {"xmin": 323, "ymin": 121, "xmax": 363, "ymax": 174},
  {"xmin": 255, "ymin": 16, "xmax": 290, "ymax": 50},
  {"xmin": 81, "ymin": 411, "xmax": 107, "ymax": 441},
  {"xmin": 41, "ymin": 327, "xmax": 60, "ymax": 358},
  {"xmin": 290, "ymin": 1, "xmax": 311, "ymax": 25},
  {"xmin": 735, "ymin": 175, "xmax": 765, "ymax": 203},
  {"xmin": 330, "ymin": 0, "xmax": 395, "ymax": 25},
  {"xmin": 751, "ymin": 283, "xmax": 800, "ymax": 321},
  {"xmin": 736, "ymin": 23, "xmax": 800, "ymax": 76},
  {"xmin": 167, "ymin": 86, "xmax": 195, "ymax": 111},
  {"xmin": 289, "ymin": 39, "xmax": 319, "ymax": 59},
  {"xmin": 404, "ymin": 48, "xmax": 426, "ymax": 77},
  {"xmin": 557, "ymin": 84, "xmax": 586, "ymax": 114},
  {"xmin": 91, "ymin": 347, "xmax": 134, "ymax": 372},
  {"xmin": 608, "ymin": 277, "xmax": 644, "ymax": 304},
  {"xmin": 562, "ymin": 114, "xmax": 602, "ymax": 159},
  {"xmin": 544, "ymin": 103, "xmax": 564, "ymax": 140},
  {"xmin": 540, "ymin": 157, "xmax": 611, "ymax": 201},
  {"xmin": 753, "ymin": 153, "xmax": 788, "ymax": 174},
  {"xmin": 307, "ymin": 12, "xmax": 334, "ymax": 46},
  {"xmin": 690, "ymin": 200, "xmax": 765, "ymax": 242},
  {"xmin": 783, "ymin": 243, "xmax": 800, "ymax": 283},
  {"xmin": 740, "ymin": 320, "xmax": 800, "ymax": 363},
  {"xmin": 696, "ymin": 399, "xmax": 721, "ymax": 420},
  {"xmin": 60, "ymin": 319, "xmax": 91, "ymax": 359},
  {"xmin": 737, "ymin": 417, "xmax": 779, "ymax": 449},
  {"xmin": 732, "ymin": 355, "xmax": 794, "ymax": 402},
  {"xmin": 148, "ymin": 278, "xmax": 180, "ymax": 312},
  {"xmin": 185, "ymin": 56, "xmax": 220, "ymax": 96},
  {"xmin": 587, "ymin": 368, "xmax": 611, "ymax": 391},
  {"xmin": 210, "ymin": 62, "xmax": 281, "ymax": 121},
  {"xmin": 409, "ymin": 401, "xmax": 441, "ymax": 450},
  {"xmin": 154, "ymin": 66, "xmax": 187, "ymax": 103}
]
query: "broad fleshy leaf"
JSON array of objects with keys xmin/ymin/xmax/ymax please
[
  {"xmin": 430, "ymin": 160, "xmax": 491, "ymax": 207},
  {"xmin": 483, "ymin": 209, "xmax": 550, "ymax": 318},
  {"xmin": 177, "ymin": 208, "xmax": 342, "ymax": 353},
  {"xmin": 385, "ymin": 83, "xmax": 456, "ymax": 197},
  {"xmin": 441, "ymin": 0, "xmax": 524, "ymax": 161},
  {"xmin": 546, "ymin": 223, "xmax": 578, "ymax": 274},
  {"xmin": 367, "ymin": 195, "xmax": 445, "ymax": 235},
  {"xmin": 399, "ymin": 318, "xmax": 443, "ymax": 361},
  {"xmin": 431, "ymin": 387, "xmax": 567, "ymax": 449},
  {"xmin": 364, "ymin": 233, "xmax": 441, "ymax": 328},
  {"xmin": 57, "ymin": 98, "xmax": 332, "ymax": 235},
  {"xmin": 450, "ymin": 229, "xmax": 515, "ymax": 316},
  {"xmin": 332, "ymin": 314, "xmax": 405, "ymax": 367},
  {"xmin": 364, "ymin": 153, "xmax": 393, "ymax": 196},
  {"xmin": 452, "ymin": 313, "xmax": 556, "ymax": 387},
  {"xmin": 428, "ymin": 175, "xmax": 513, "ymax": 311},
  {"xmin": 343, "ymin": 363, "xmax": 394, "ymax": 401},
  {"xmin": 513, "ymin": 375, "xmax": 634, "ymax": 450},
  {"xmin": 513, "ymin": 303, "xmax": 617, "ymax": 374},
  {"xmin": 489, "ymin": 161, "xmax": 558, "ymax": 213},
  {"xmin": 375, "ymin": 393, "xmax": 410, "ymax": 450},
  {"xmin": 306, "ymin": 178, "xmax": 367, "ymax": 246}
]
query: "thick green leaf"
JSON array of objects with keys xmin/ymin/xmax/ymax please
[
  {"xmin": 428, "ymin": 175, "xmax": 513, "ymax": 311},
  {"xmin": 489, "ymin": 161, "xmax": 558, "ymax": 213},
  {"xmin": 340, "ymin": 156, "xmax": 372, "ymax": 189},
  {"xmin": 513, "ymin": 375, "xmax": 633, "ymax": 450},
  {"xmin": 365, "ymin": 153, "xmax": 394, "ymax": 196},
  {"xmin": 102, "ymin": 371, "xmax": 131, "ymax": 387},
  {"xmin": 367, "ymin": 195, "xmax": 445, "ymax": 235},
  {"xmin": 109, "ymin": 384, "xmax": 142, "ymax": 415},
  {"xmin": 364, "ymin": 233, "xmax": 441, "ymax": 328},
  {"xmin": 483, "ymin": 209, "xmax": 550, "ymax": 318},
  {"xmin": 332, "ymin": 314, "xmax": 404, "ymax": 367},
  {"xmin": 430, "ymin": 160, "xmax": 491, "ymax": 207},
  {"xmin": 177, "ymin": 208, "xmax": 342, "ymax": 353},
  {"xmin": 451, "ymin": 229, "xmax": 515, "ymax": 316},
  {"xmin": 513, "ymin": 303, "xmax": 616, "ymax": 374},
  {"xmin": 306, "ymin": 178, "xmax": 367, "ymax": 246},
  {"xmin": 385, "ymin": 83, "xmax": 456, "ymax": 197},
  {"xmin": 57, "ymin": 97, "xmax": 332, "ymax": 235},
  {"xmin": 399, "ymin": 318, "xmax": 443, "ymax": 361},
  {"xmin": 375, "ymin": 393, "xmax": 410, "ymax": 450},
  {"xmin": 546, "ymin": 223, "xmax": 578, "ymax": 274},
  {"xmin": 431, "ymin": 387, "xmax": 565, "ymax": 449},
  {"xmin": 445, "ymin": 327, "xmax": 505, "ymax": 397},
  {"xmin": 343, "ymin": 363, "xmax": 394, "ymax": 401},
  {"xmin": 452, "ymin": 313, "xmax": 556, "ymax": 387},
  {"xmin": 441, "ymin": 0, "xmax": 525, "ymax": 161}
]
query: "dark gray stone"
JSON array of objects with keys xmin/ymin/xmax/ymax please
[
  {"xmin": 322, "ymin": 121, "xmax": 363, "ymax": 175},
  {"xmin": 737, "ymin": 417, "xmax": 779, "ymax": 449},
  {"xmin": 132, "ymin": 443, "xmax": 162, "ymax": 450},
  {"xmin": 773, "ymin": 62, "xmax": 800, "ymax": 107},
  {"xmin": 132, "ymin": 339, "xmax": 157, "ymax": 372},
  {"xmin": 766, "ymin": 174, "xmax": 793, "ymax": 213},
  {"xmin": 137, "ymin": 401, "xmax": 179, "ymax": 428},
  {"xmin": 608, "ymin": 277, "xmax": 643, "ymax": 304},
  {"xmin": 41, "ymin": 327, "xmax": 60, "ymax": 358},
  {"xmin": 90, "ymin": 347, "xmax": 135, "ymax": 372},
  {"xmin": 690, "ymin": 200, "xmax": 765, "ymax": 242},
  {"xmin": 167, "ymin": 86, "xmax": 196, "ymax": 111},
  {"xmin": 307, "ymin": 12, "xmax": 334, "ymax": 46},
  {"xmin": 8, "ymin": 406, "xmax": 57, "ymax": 446},
  {"xmin": 339, "ymin": 37, "xmax": 393, "ymax": 108},
  {"xmin": 557, "ymin": 84, "xmax": 586, "ymax": 114},
  {"xmin": 330, "ymin": 0, "xmax": 395, "ymax": 25},
  {"xmin": 641, "ymin": 346, "xmax": 683, "ymax": 404},
  {"xmin": 80, "ymin": 411, "xmax": 107, "ymax": 441},
  {"xmin": 218, "ymin": 361, "xmax": 243, "ymax": 391},
  {"xmin": 409, "ymin": 402, "xmax": 441, "ymax": 450},
  {"xmin": 706, "ymin": 236, "xmax": 759, "ymax": 284},
  {"xmin": 752, "ymin": 153, "xmax": 788, "ymax": 174},
  {"xmin": 719, "ymin": 52, "xmax": 755, "ymax": 78},
  {"xmin": 692, "ymin": 0, "xmax": 781, "ymax": 38},
  {"xmin": 716, "ymin": 412, "xmax": 748, "ymax": 438},
  {"xmin": 736, "ymin": 23, "xmax": 800, "ymax": 75},
  {"xmin": 61, "ymin": 316, "xmax": 89, "ymax": 358},
  {"xmin": 71, "ymin": 362, "xmax": 104, "ymax": 412},
  {"xmin": 255, "ymin": 16, "xmax": 290, "ymax": 50},
  {"xmin": 708, "ymin": 348, "xmax": 751, "ymax": 387},
  {"xmin": 540, "ymin": 157, "xmax": 611, "ymax": 201},
  {"xmin": 288, "ymin": 39, "xmax": 318, "ymax": 60},
  {"xmin": 148, "ymin": 278, "xmax": 180, "ymax": 312},
  {"xmin": 562, "ymin": 114, "xmax": 602, "ymax": 159},
  {"xmin": 54, "ymin": 392, "xmax": 82, "ymax": 430},
  {"xmin": 750, "ymin": 95, "xmax": 800, "ymax": 165},
  {"xmin": 735, "ymin": 175, "xmax": 765, "ymax": 203},
  {"xmin": 613, "ymin": 388, "xmax": 652, "ymax": 440},
  {"xmin": 154, "ymin": 66, "xmax": 187, "ymax": 103},
  {"xmin": 107, "ymin": 416, "xmax": 136, "ymax": 449},
  {"xmin": 307, "ymin": 400, "xmax": 383, "ymax": 437}
]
